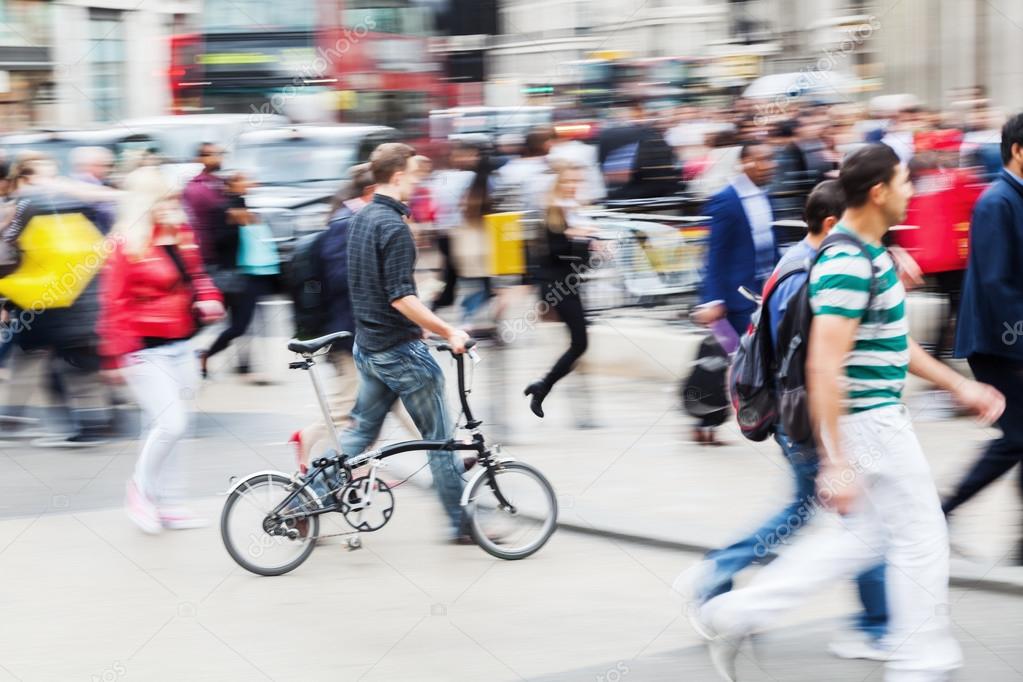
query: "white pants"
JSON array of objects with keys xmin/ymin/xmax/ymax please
[
  {"xmin": 702, "ymin": 405, "xmax": 961, "ymax": 681},
  {"xmin": 123, "ymin": 340, "xmax": 199, "ymax": 507}
]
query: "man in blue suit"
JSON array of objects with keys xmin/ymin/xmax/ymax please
[
  {"xmin": 695, "ymin": 141, "xmax": 778, "ymax": 335},
  {"xmin": 947, "ymin": 112, "xmax": 1023, "ymax": 564}
]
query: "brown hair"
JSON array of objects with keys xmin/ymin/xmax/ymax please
[{"xmin": 369, "ymin": 142, "xmax": 416, "ymax": 185}]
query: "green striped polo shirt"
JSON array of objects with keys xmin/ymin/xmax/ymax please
[{"xmin": 808, "ymin": 225, "xmax": 909, "ymax": 413}]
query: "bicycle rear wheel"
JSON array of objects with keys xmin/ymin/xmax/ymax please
[
  {"xmin": 221, "ymin": 472, "xmax": 320, "ymax": 576},
  {"xmin": 466, "ymin": 461, "xmax": 557, "ymax": 560}
]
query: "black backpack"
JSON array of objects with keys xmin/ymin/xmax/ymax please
[
  {"xmin": 287, "ymin": 231, "xmax": 328, "ymax": 340},
  {"xmin": 775, "ymin": 232, "xmax": 878, "ymax": 445},
  {"xmin": 730, "ymin": 257, "xmax": 810, "ymax": 441}
]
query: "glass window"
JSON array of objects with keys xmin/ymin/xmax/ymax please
[
  {"xmin": 200, "ymin": 0, "xmax": 317, "ymax": 32},
  {"xmin": 343, "ymin": 2, "xmax": 431, "ymax": 35},
  {"xmin": 88, "ymin": 10, "xmax": 125, "ymax": 122},
  {"xmin": 0, "ymin": 0, "xmax": 51, "ymax": 47}
]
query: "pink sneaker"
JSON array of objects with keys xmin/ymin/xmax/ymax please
[
  {"xmin": 158, "ymin": 507, "xmax": 209, "ymax": 530},
  {"xmin": 125, "ymin": 480, "xmax": 162, "ymax": 534}
]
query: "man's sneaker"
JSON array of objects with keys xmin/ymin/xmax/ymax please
[
  {"xmin": 32, "ymin": 432, "xmax": 110, "ymax": 448},
  {"xmin": 125, "ymin": 480, "xmax": 161, "ymax": 534},
  {"xmin": 671, "ymin": 560, "xmax": 716, "ymax": 641},
  {"xmin": 827, "ymin": 631, "xmax": 891, "ymax": 661},
  {"xmin": 707, "ymin": 631, "xmax": 743, "ymax": 681},
  {"xmin": 158, "ymin": 507, "xmax": 209, "ymax": 530}
]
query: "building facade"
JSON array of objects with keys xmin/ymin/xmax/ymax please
[
  {"xmin": 0, "ymin": 0, "xmax": 199, "ymax": 132},
  {"xmin": 487, "ymin": 0, "xmax": 1023, "ymax": 112}
]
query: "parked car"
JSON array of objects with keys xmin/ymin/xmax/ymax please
[
  {"xmin": 225, "ymin": 123, "xmax": 400, "ymax": 251},
  {"xmin": 429, "ymin": 106, "xmax": 554, "ymax": 143}
]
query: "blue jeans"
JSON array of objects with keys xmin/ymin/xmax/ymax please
[
  {"xmin": 340, "ymin": 340, "xmax": 465, "ymax": 537},
  {"xmin": 703, "ymin": 428, "xmax": 889, "ymax": 641}
]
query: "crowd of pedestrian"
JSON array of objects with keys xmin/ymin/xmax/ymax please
[{"xmin": 0, "ymin": 84, "xmax": 1021, "ymax": 681}]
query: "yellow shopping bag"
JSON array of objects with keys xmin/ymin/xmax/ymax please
[{"xmin": 485, "ymin": 212, "xmax": 526, "ymax": 276}]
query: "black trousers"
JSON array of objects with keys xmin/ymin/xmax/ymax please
[
  {"xmin": 943, "ymin": 354, "xmax": 1023, "ymax": 523},
  {"xmin": 431, "ymin": 234, "xmax": 459, "ymax": 311},
  {"xmin": 539, "ymin": 281, "xmax": 588, "ymax": 389},
  {"xmin": 207, "ymin": 275, "xmax": 271, "ymax": 359}
]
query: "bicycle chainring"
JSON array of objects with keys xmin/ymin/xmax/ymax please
[{"xmin": 338, "ymin": 476, "xmax": 395, "ymax": 532}]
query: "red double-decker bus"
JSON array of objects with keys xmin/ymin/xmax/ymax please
[{"xmin": 168, "ymin": 1, "xmax": 448, "ymax": 137}]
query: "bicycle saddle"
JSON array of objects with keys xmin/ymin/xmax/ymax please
[{"xmin": 287, "ymin": 331, "xmax": 352, "ymax": 355}]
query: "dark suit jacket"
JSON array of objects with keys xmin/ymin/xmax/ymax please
[
  {"xmin": 701, "ymin": 183, "xmax": 776, "ymax": 315},
  {"xmin": 955, "ymin": 169, "xmax": 1023, "ymax": 362}
]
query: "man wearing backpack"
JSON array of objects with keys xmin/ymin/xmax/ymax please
[
  {"xmin": 696, "ymin": 144, "xmax": 1005, "ymax": 682},
  {"xmin": 675, "ymin": 180, "xmax": 889, "ymax": 660}
]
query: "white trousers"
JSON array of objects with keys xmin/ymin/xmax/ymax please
[
  {"xmin": 123, "ymin": 340, "xmax": 199, "ymax": 507},
  {"xmin": 702, "ymin": 405, "xmax": 961, "ymax": 682}
]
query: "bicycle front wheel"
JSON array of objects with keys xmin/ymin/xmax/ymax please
[
  {"xmin": 221, "ymin": 472, "xmax": 320, "ymax": 576},
  {"xmin": 466, "ymin": 461, "xmax": 557, "ymax": 560}
]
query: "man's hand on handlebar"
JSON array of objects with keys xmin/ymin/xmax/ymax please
[{"xmin": 445, "ymin": 329, "xmax": 471, "ymax": 354}]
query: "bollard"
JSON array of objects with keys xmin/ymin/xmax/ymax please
[{"xmin": 250, "ymin": 298, "xmax": 293, "ymax": 385}]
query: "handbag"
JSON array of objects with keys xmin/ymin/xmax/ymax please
[{"xmin": 237, "ymin": 222, "xmax": 280, "ymax": 276}]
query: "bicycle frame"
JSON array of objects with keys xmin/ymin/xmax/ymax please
[{"xmin": 272, "ymin": 342, "xmax": 515, "ymax": 525}]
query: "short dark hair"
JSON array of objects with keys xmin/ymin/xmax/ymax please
[
  {"xmin": 369, "ymin": 142, "xmax": 416, "ymax": 185},
  {"xmin": 739, "ymin": 140, "xmax": 770, "ymax": 161},
  {"xmin": 838, "ymin": 143, "xmax": 901, "ymax": 208},
  {"xmin": 196, "ymin": 141, "xmax": 219, "ymax": 158},
  {"xmin": 999, "ymin": 112, "xmax": 1023, "ymax": 165},
  {"xmin": 803, "ymin": 180, "xmax": 846, "ymax": 235},
  {"xmin": 772, "ymin": 119, "xmax": 799, "ymax": 139}
]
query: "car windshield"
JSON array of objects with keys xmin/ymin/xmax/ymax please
[{"xmin": 230, "ymin": 139, "xmax": 357, "ymax": 185}]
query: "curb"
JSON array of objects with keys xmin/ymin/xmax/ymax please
[
  {"xmin": 389, "ymin": 458, "xmax": 1023, "ymax": 596},
  {"xmin": 553, "ymin": 517, "xmax": 1023, "ymax": 597}
]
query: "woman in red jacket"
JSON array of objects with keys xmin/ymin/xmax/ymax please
[{"xmin": 99, "ymin": 166, "xmax": 224, "ymax": 534}]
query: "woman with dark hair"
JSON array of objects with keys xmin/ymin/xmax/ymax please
[
  {"xmin": 523, "ymin": 161, "xmax": 600, "ymax": 418},
  {"xmin": 450, "ymin": 149, "xmax": 495, "ymax": 327}
]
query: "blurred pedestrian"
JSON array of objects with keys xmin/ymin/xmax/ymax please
[
  {"xmin": 695, "ymin": 141, "xmax": 777, "ymax": 337},
  {"xmin": 429, "ymin": 141, "xmax": 477, "ymax": 312},
  {"xmin": 493, "ymin": 126, "xmax": 554, "ymax": 210},
  {"xmin": 290, "ymin": 163, "xmax": 418, "ymax": 472},
  {"xmin": 676, "ymin": 180, "xmax": 890, "ymax": 660},
  {"xmin": 181, "ymin": 142, "xmax": 227, "ymax": 268},
  {"xmin": 946, "ymin": 112, "xmax": 1023, "ymax": 564},
  {"xmin": 523, "ymin": 161, "xmax": 600, "ymax": 419},
  {"xmin": 199, "ymin": 170, "xmax": 274, "ymax": 378},
  {"xmin": 698, "ymin": 144, "xmax": 1004, "ymax": 682},
  {"xmin": 597, "ymin": 97, "xmax": 679, "ymax": 200},
  {"xmin": 70, "ymin": 146, "xmax": 116, "ymax": 231},
  {"xmin": 342, "ymin": 143, "xmax": 474, "ymax": 544},
  {"xmin": 450, "ymin": 149, "xmax": 496, "ymax": 331},
  {"xmin": 98, "ymin": 166, "xmax": 225, "ymax": 533}
]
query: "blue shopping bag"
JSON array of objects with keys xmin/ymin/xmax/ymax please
[{"xmin": 237, "ymin": 222, "xmax": 281, "ymax": 275}]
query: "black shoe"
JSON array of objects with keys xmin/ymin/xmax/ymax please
[
  {"xmin": 198, "ymin": 351, "xmax": 209, "ymax": 379},
  {"xmin": 234, "ymin": 364, "xmax": 251, "ymax": 375},
  {"xmin": 523, "ymin": 381, "xmax": 550, "ymax": 419}
]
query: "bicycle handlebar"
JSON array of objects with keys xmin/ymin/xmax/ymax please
[{"xmin": 433, "ymin": 339, "xmax": 476, "ymax": 355}]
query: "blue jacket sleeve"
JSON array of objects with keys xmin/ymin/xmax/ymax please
[
  {"xmin": 972, "ymin": 195, "xmax": 1023, "ymax": 327},
  {"xmin": 702, "ymin": 193, "xmax": 731, "ymax": 305}
]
